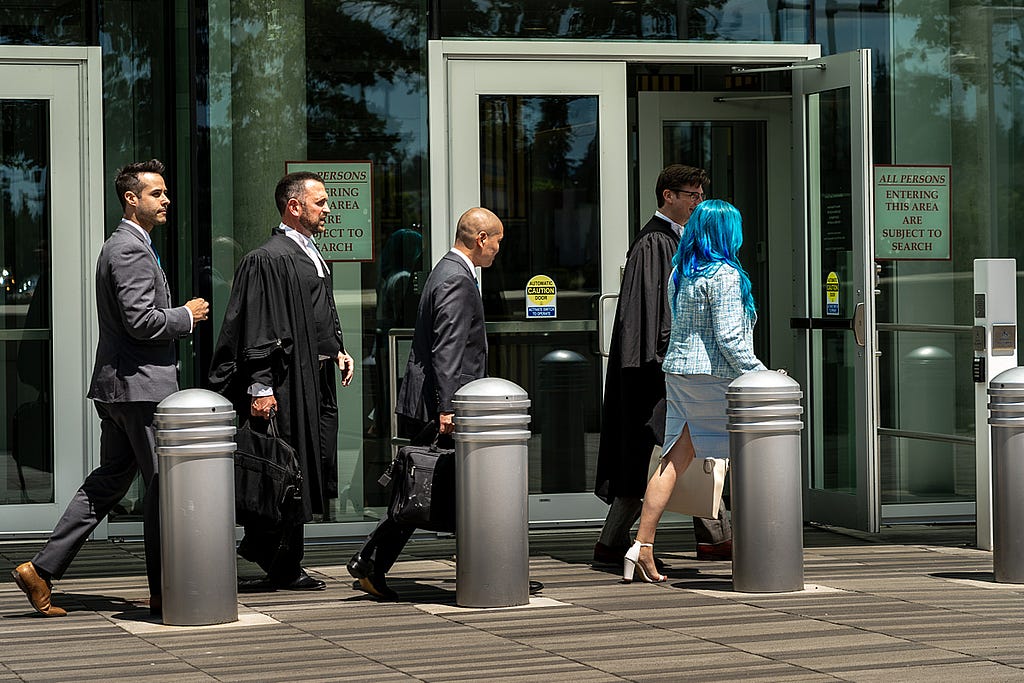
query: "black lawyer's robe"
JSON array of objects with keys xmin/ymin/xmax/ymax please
[
  {"xmin": 209, "ymin": 230, "xmax": 343, "ymax": 521},
  {"xmin": 594, "ymin": 215, "xmax": 679, "ymax": 503}
]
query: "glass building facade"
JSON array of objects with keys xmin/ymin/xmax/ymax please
[{"xmin": 2, "ymin": 0, "xmax": 1022, "ymax": 537}]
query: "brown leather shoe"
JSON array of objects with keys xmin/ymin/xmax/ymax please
[
  {"xmin": 696, "ymin": 540, "xmax": 732, "ymax": 561},
  {"xmin": 11, "ymin": 562, "xmax": 67, "ymax": 617}
]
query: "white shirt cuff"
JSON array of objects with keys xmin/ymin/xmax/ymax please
[{"xmin": 248, "ymin": 383, "xmax": 274, "ymax": 397}]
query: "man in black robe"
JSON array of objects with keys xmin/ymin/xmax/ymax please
[
  {"xmin": 210, "ymin": 171, "xmax": 354, "ymax": 591},
  {"xmin": 593, "ymin": 164, "xmax": 732, "ymax": 565}
]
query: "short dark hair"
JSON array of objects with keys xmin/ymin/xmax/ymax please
[
  {"xmin": 114, "ymin": 159, "xmax": 165, "ymax": 209},
  {"xmin": 655, "ymin": 164, "xmax": 710, "ymax": 208},
  {"xmin": 275, "ymin": 171, "xmax": 326, "ymax": 215}
]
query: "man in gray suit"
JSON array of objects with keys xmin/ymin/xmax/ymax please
[
  {"xmin": 347, "ymin": 207, "xmax": 503, "ymax": 600},
  {"xmin": 11, "ymin": 159, "xmax": 208, "ymax": 617}
]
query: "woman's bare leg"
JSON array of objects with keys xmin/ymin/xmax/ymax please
[{"xmin": 634, "ymin": 425, "xmax": 695, "ymax": 577}]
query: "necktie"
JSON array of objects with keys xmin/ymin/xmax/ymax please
[{"xmin": 150, "ymin": 243, "xmax": 161, "ymax": 267}]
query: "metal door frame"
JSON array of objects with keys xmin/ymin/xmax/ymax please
[
  {"xmin": 793, "ymin": 49, "xmax": 879, "ymax": 532},
  {"xmin": 0, "ymin": 46, "xmax": 104, "ymax": 537},
  {"xmin": 427, "ymin": 40, "xmax": 825, "ymax": 526}
]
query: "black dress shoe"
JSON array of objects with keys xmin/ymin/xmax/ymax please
[
  {"xmin": 529, "ymin": 580, "xmax": 543, "ymax": 595},
  {"xmin": 280, "ymin": 573, "xmax": 326, "ymax": 591},
  {"xmin": 347, "ymin": 553, "xmax": 398, "ymax": 600},
  {"xmin": 346, "ymin": 553, "xmax": 374, "ymax": 580}
]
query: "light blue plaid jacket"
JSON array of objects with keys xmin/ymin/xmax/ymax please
[{"xmin": 662, "ymin": 263, "xmax": 767, "ymax": 379}]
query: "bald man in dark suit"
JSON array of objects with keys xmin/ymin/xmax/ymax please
[{"xmin": 347, "ymin": 207, "xmax": 504, "ymax": 600}]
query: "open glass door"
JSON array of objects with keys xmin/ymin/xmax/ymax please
[
  {"xmin": 439, "ymin": 57, "xmax": 628, "ymax": 523},
  {"xmin": 792, "ymin": 49, "xmax": 879, "ymax": 532}
]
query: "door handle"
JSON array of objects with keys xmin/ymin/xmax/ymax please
[
  {"xmin": 598, "ymin": 293, "xmax": 618, "ymax": 357},
  {"xmin": 789, "ymin": 317, "xmax": 853, "ymax": 330},
  {"xmin": 789, "ymin": 307, "xmax": 865, "ymax": 347},
  {"xmin": 853, "ymin": 301, "xmax": 866, "ymax": 347}
]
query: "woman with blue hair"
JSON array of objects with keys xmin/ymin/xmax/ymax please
[{"xmin": 624, "ymin": 199, "xmax": 767, "ymax": 583}]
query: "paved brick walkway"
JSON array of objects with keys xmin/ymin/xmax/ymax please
[{"xmin": 3, "ymin": 525, "xmax": 1023, "ymax": 682}]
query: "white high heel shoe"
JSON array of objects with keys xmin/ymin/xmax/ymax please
[{"xmin": 623, "ymin": 541, "xmax": 667, "ymax": 583}]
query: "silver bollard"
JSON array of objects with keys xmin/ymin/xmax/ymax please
[
  {"xmin": 452, "ymin": 377, "xmax": 531, "ymax": 608},
  {"xmin": 156, "ymin": 388, "xmax": 238, "ymax": 625},
  {"xmin": 988, "ymin": 367, "xmax": 1024, "ymax": 583},
  {"xmin": 727, "ymin": 370, "xmax": 805, "ymax": 593}
]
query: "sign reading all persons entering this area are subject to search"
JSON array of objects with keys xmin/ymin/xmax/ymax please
[
  {"xmin": 874, "ymin": 165, "xmax": 951, "ymax": 261},
  {"xmin": 285, "ymin": 160, "xmax": 374, "ymax": 262}
]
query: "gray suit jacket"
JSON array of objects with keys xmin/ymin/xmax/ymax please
[
  {"xmin": 87, "ymin": 220, "xmax": 193, "ymax": 403},
  {"xmin": 395, "ymin": 252, "xmax": 487, "ymax": 423}
]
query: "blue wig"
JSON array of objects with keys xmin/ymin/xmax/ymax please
[{"xmin": 672, "ymin": 200, "xmax": 756, "ymax": 318}]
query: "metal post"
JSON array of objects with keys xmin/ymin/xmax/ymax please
[
  {"xmin": 989, "ymin": 367, "xmax": 1024, "ymax": 583},
  {"xmin": 974, "ymin": 258, "xmax": 1018, "ymax": 550},
  {"xmin": 538, "ymin": 349, "xmax": 587, "ymax": 492},
  {"xmin": 156, "ymin": 388, "xmax": 238, "ymax": 626},
  {"xmin": 727, "ymin": 370, "xmax": 805, "ymax": 593},
  {"xmin": 453, "ymin": 378, "xmax": 532, "ymax": 608}
]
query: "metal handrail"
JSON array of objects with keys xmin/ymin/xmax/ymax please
[
  {"xmin": 387, "ymin": 328, "xmax": 415, "ymax": 454},
  {"xmin": 875, "ymin": 323, "xmax": 971, "ymax": 334},
  {"xmin": 877, "ymin": 427, "xmax": 974, "ymax": 446}
]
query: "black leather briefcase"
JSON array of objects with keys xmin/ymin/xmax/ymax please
[
  {"xmin": 382, "ymin": 443, "xmax": 456, "ymax": 533},
  {"xmin": 234, "ymin": 419, "xmax": 304, "ymax": 527}
]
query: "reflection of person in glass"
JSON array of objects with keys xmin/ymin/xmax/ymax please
[
  {"xmin": 11, "ymin": 159, "xmax": 209, "ymax": 617},
  {"xmin": 12, "ymin": 237, "xmax": 51, "ymax": 498},
  {"xmin": 623, "ymin": 200, "xmax": 767, "ymax": 583},
  {"xmin": 209, "ymin": 171, "xmax": 354, "ymax": 592},
  {"xmin": 367, "ymin": 227, "xmax": 422, "ymax": 436}
]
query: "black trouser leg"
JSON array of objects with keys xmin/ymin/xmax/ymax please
[
  {"xmin": 34, "ymin": 402, "xmax": 160, "ymax": 596},
  {"xmin": 239, "ymin": 522, "xmax": 305, "ymax": 585},
  {"xmin": 693, "ymin": 501, "xmax": 731, "ymax": 545},
  {"xmin": 597, "ymin": 496, "xmax": 642, "ymax": 549},
  {"xmin": 358, "ymin": 517, "xmax": 415, "ymax": 577}
]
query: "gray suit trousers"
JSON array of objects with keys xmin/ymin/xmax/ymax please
[{"xmin": 33, "ymin": 401, "xmax": 161, "ymax": 595}]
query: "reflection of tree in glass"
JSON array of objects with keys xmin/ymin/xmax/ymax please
[
  {"xmin": 432, "ymin": 1, "xmax": 771, "ymax": 40},
  {"xmin": 0, "ymin": 152, "xmax": 46, "ymax": 222},
  {"xmin": 305, "ymin": 0, "xmax": 418, "ymax": 161},
  {"xmin": 305, "ymin": 0, "xmax": 429, "ymax": 272},
  {"xmin": 0, "ymin": 5, "xmax": 86, "ymax": 45}
]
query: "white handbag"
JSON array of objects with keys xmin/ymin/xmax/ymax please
[{"xmin": 648, "ymin": 445, "xmax": 728, "ymax": 519}]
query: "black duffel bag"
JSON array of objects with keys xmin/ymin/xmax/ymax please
[
  {"xmin": 381, "ymin": 442, "xmax": 456, "ymax": 533},
  {"xmin": 234, "ymin": 418, "xmax": 304, "ymax": 527}
]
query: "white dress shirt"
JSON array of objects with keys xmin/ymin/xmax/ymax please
[
  {"xmin": 654, "ymin": 210, "xmax": 684, "ymax": 238},
  {"xmin": 449, "ymin": 247, "xmax": 480, "ymax": 291}
]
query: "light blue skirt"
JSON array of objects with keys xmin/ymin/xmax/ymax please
[{"xmin": 663, "ymin": 373, "xmax": 732, "ymax": 460}]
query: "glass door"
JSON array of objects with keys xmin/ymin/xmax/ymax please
[
  {"xmin": 0, "ymin": 48, "xmax": 103, "ymax": 534},
  {"xmin": 441, "ymin": 58, "xmax": 629, "ymax": 523},
  {"xmin": 793, "ymin": 50, "xmax": 879, "ymax": 532}
]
